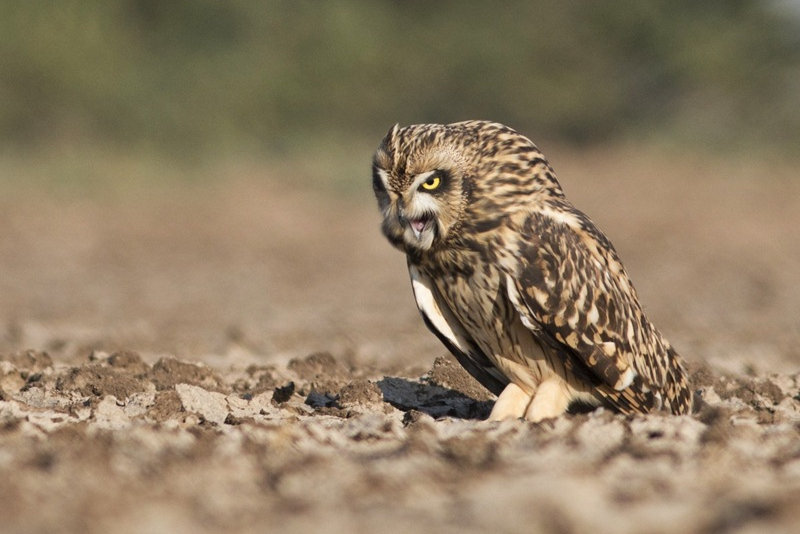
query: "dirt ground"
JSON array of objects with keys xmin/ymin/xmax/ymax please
[{"xmin": 0, "ymin": 147, "xmax": 799, "ymax": 534}]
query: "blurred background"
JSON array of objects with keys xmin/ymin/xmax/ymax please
[
  {"xmin": 3, "ymin": 1, "xmax": 800, "ymax": 174},
  {"xmin": 0, "ymin": 1, "xmax": 799, "ymax": 373}
]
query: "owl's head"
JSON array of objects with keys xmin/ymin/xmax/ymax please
[{"xmin": 372, "ymin": 120, "xmax": 560, "ymax": 256}]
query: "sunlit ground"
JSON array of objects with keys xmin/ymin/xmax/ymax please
[{"xmin": 2, "ymin": 144, "xmax": 798, "ymax": 375}]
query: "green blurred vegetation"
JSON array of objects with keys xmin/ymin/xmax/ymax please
[{"xmin": 1, "ymin": 0, "xmax": 799, "ymax": 163}]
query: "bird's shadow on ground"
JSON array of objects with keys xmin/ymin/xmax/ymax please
[{"xmin": 377, "ymin": 376, "xmax": 493, "ymax": 420}]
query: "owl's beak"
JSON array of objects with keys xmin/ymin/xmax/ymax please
[
  {"xmin": 408, "ymin": 215, "xmax": 432, "ymax": 240},
  {"xmin": 410, "ymin": 219, "xmax": 427, "ymax": 237},
  {"xmin": 397, "ymin": 205, "xmax": 435, "ymax": 248}
]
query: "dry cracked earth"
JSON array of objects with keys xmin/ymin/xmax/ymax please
[{"xmin": 1, "ymin": 148, "xmax": 799, "ymax": 533}]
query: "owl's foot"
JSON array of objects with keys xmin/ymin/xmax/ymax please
[
  {"xmin": 524, "ymin": 377, "xmax": 572, "ymax": 422},
  {"xmin": 487, "ymin": 382, "xmax": 530, "ymax": 421}
]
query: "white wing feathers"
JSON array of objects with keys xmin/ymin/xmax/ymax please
[{"xmin": 408, "ymin": 263, "xmax": 508, "ymax": 396}]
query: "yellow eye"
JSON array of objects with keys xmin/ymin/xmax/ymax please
[{"xmin": 421, "ymin": 175, "xmax": 441, "ymax": 191}]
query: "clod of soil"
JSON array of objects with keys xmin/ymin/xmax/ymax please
[
  {"xmin": 338, "ymin": 379, "xmax": 383, "ymax": 407},
  {"xmin": 148, "ymin": 357, "xmax": 226, "ymax": 392},
  {"xmin": 55, "ymin": 363, "xmax": 150, "ymax": 400},
  {"xmin": 146, "ymin": 389, "xmax": 184, "ymax": 422},
  {"xmin": 287, "ymin": 351, "xmax": 348, "ymax": 381},
  {"xmin": 106, "ymin": 350, "xmax": 150, "ymax": 375},
  {"xmin": 427, "ymin": 355, "xmax": 495, "ymax": 401},
  {"xmin": 6, "ymin": 350, "xmax": 53, "ymax": 373}
]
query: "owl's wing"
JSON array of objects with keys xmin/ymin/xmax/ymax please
[
  {"xmin": 408, "ymin": 262, "xmax": 509, "ymax": 396},
  {"xmin": 503, "ymin": 210, "xmax": 662, "ymax": 413}
]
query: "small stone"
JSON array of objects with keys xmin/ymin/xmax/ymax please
[{"xmin": 272, "ymin": 382, "xmax": 295, "ymax": 404}]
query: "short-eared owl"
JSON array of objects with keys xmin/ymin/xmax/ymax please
[{"xmin": 372, "ymin": 120, "xmax": 692, "ymax": 421}]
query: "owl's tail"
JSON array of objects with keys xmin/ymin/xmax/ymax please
[
  {"xmin": 593, "ymin": 344, "xmax": 693, "ymax": 416},
  {"xmin": 661, "ymin": 345, "xmax": 694, "ymax": 415}
]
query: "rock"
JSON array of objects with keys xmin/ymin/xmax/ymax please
[
  {"xmin": 175, "ymin": 383, "xmax": 229, "ymax": 425},
  {"xmin": 93, "ymin": 395, "xmax": 130, "ymax": 430}
]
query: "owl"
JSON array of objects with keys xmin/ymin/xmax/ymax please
[{"xmin": 372, "ymin": 120, "xmax": 692, "ymax": 421}]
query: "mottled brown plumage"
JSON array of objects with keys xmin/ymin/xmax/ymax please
[{"xmin": 372, "ymin": 120, "xmax": 692, "ymax": 421}]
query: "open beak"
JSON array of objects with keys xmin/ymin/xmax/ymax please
[{"xmin": 408, "ymin": 215, "xmax": 432, "ymax": 240}]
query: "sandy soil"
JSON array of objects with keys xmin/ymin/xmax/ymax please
[{"xmin": 0, "ymin": 147, "xmax": 798, "ymax": 533}]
